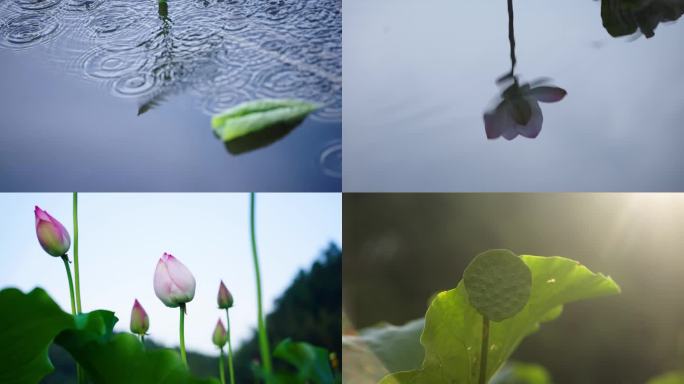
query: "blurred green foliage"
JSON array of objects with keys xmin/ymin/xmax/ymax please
[
  {"xmin": 234, "ymin": 243, "xmax": 341, "ymax": 383},
  {"xmin": 0, "ymin": 288, "xmax": 217, "ymax": 384}
]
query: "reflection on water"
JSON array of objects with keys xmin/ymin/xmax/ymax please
[
  {"xmin": 483, "ymin": 0, "xmax": 566, "ymax": 140},
  {"xmin": 0, "ymin": 0, "xmax": 341, "ymax": 120},
  {"xmin": 602, "ymin": 0, "xmax": 684, "ymax": 38},
  {"xmin": 344, "ymin": 0, "xmax": 684, "ymax": 191},
  {"xmin": 0, "ymin": 0, "xmax": 341, "ymax": 189}
]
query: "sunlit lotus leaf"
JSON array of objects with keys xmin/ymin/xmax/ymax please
[{"xmin": 379, "ymin": 256, "xmax": 620, "ymax": 384}]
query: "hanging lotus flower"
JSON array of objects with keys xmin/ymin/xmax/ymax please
[{"xmin": 483, "ymin": 80, "xmax": 566, "ymax": 140}]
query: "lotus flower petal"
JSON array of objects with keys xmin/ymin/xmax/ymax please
[
  {"xmin": 516, "ymin": 99, "xmax": 544, "ymax": 138},
  {"xmin": 529, "ymin": 86, "xmax": 567, "ymax": 103}
]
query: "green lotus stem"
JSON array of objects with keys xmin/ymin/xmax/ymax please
[
  {"xmin": 179, "ymin": 304, "xmax": 188, "ymax": 366},
  {"xmin": 478, "ymin": 316, "xmax": 490, "ymax": 384},
  {"xmin": 225, "ymin": 309, "xmax": 236, "ymax": 384},
  {"xmin": 219, "ymin": 347, "xmax": 226, "ymax": 384},
  {"xmin": 250, "ymin": 193, "xmax": 272, "ymax": 379},
  {"xmin": 61, "ymin": 254, "xmax": 84, "ymax": 383},
  {"xmin": 61, "ymin": 255, "xmax": 76, "ymax": 316},
  {"xmin": 140, "ymin": 334, "xmax": 145, "ymax": 345},
  {"xmin": 72, "ymin": 192, "xmax": 82, "ymax": 314}
]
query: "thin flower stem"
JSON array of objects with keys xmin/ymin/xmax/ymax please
[
  {"xmin": 179, "ymin": 305, "xmax": 188, "ymax": 366},
  {"xmin": 61, "ymin": 254, "xmax": 83, "ymax": 384},
  {"xmin": 61, "ymin": 255, "xmax": 76, "ymax": 316},
  {"xmin": 478, "ymin": 316, "xmax": 490, "ymax": 384},
  {"xmin": 507, "ymin": 0, "xmax": 516, "ymax": 76},
  {"xmin": 249, "ymin": 193, "xmax": 272, "ymax": 378},
  {"xmin": 225, "ymin": 309, "xmax": 236, "ymax": 384},
  {"xmin": 219, "ymin": 347, "xmax": 226, "ymax": 384},
  {"xmin": 72, "ymin": 192, "xmax": 82, "ymax": 314}
]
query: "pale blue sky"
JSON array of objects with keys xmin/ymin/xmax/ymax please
[{"xmin": 0, "ymin": 193, "xmax": 341, "ymax": 355}]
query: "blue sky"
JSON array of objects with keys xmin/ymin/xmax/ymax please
[{"xmin": 0, "ymin": 193, "xmax": 341, "ymax": 355}]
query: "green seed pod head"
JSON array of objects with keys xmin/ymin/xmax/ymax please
[{"xmin": 463, "ymin": 249, "xmax": 531, "ymax": 322}]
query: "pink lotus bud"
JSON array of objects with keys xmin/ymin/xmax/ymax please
[
  {"xmin": 212, "ymin": 318, "xmax": 227, "ymax": 348},
  {"xmin": 130, "ymin": 299, "xmax": 149, "ymax": 335},
  {"xmin": 153, "ymin": 253, "xmax": 196, "ymax": 308},
  {"xmin": 34, "ymin": 206, "xmax": 71, "ymax": 257},
  {"xmin": 217, "ymin": 280, "xmax": 234, "ymax": 309}
]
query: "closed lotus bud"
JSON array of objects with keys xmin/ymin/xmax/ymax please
[
  {"xmin": 34, "ymin": 206, "xmax": 71, "ymax": 257},
  {"xmin": 130, "ymin": 299, "xmax": 150, "ymax": 335},
  {"xmin": 212, "ymin": 319, "xmax": 227, "ymax": 348},
  {"xmin": 153, "ymin": 253, "xmax": 196, "ymax": 308},
  {"xmin": 217, "ymin": 280, "xmax": 234, "ymax": 309}
]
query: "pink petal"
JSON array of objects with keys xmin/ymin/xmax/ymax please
[
  {"xmin": 153, "ymin": 258, "xmax": 176, "ymax": 307},
  {"xmin": 165, "ymin": 255, "xmax": 196, "ymax": 296},
  {"xmin": 516, "ymin": 99, "xmax": 544, "ymax": 138},
  {"xmin": 529, "ymin": 86, "xmax": 567, "ymax": 103}
]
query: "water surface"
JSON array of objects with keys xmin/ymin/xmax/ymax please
[
  {"xmin": 0, "ymin": 0, "xmax": 341, "ymax": 191},
  {"xmin": 344, "ymin": 0, "xmax": 684, "ymax": 191}
]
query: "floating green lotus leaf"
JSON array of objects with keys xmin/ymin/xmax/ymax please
[{"xmin": 211, "ymin": 99, "xmax": 319, "ymax": 142}]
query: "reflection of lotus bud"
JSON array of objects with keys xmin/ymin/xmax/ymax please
[
  {"xmin": 153, "ymin": 253, "xmax": 196, "ymax": 308},
  {"xmin": 217, "ymin": 280, "xmax": 234, "ymax": 309},
  {"xmin": 34, "ymin": 206, "xmax": 71, "ymax": 257},
  {"xmin": 212, "ymin": 319, "xmax": 227, "ymax": 348},
  {"xmin": 130, "ymin": 299, "xmax": 150, "ymax": 335}
]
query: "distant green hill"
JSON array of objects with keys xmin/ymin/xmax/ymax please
[{"xmin": 41, "ymin": 243, "xmax": 341, "ymax": 383}]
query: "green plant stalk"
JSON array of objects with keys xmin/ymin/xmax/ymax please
[
  {"xmin": 61, "ymin": 255, "xmax": 76, "ymax": 316},
  {"xmin": 219, "ymin": 347, "xmax": 226, "ymax": 384},
  {"xmin": 73, "ymin": 193, "xmax": 86, "ymax": 384},
  {"xmin": 249, "ymin": 193, "xmax": 272, "ymax": 378},
  {"xmin": 225, "ymin": 309, "xmax": 236, "ymax": 384},
  {"xmin": 72, "ymin": 192, "xmax": 82, "ymax": 314},
  {"xmin": 179, "ymin": 304, "xmax": 188, "ymax": 366},
  {"xmin": 478, "ymin": 316, "xmax": 490, "ymax": 384},
  {"xmin": 61, "ymin": 254, "xmax": 83, "ymax": 383}
]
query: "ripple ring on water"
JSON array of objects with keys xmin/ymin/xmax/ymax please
[
  {"xmin": 0, "ymin": 14, "xmax": 59, "ymax": 49},
  {"xmin": 112, "ymin": 72, "xmax": 156, "ymax": 97},
  {"xmin": 319, "ymin": 141, "xmax": 341, "ymax": 179},
  {"xmin": 13, "ymin": 0, "xmax": 62, "ymax": 11},
  {"xmin": 81, "ymin": 48, "xmax": 148, "ymax": 79}
]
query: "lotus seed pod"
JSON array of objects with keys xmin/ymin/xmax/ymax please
[{"xmin": 463, "ymin": 249, "xmax": 531, "ymax": 322}]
